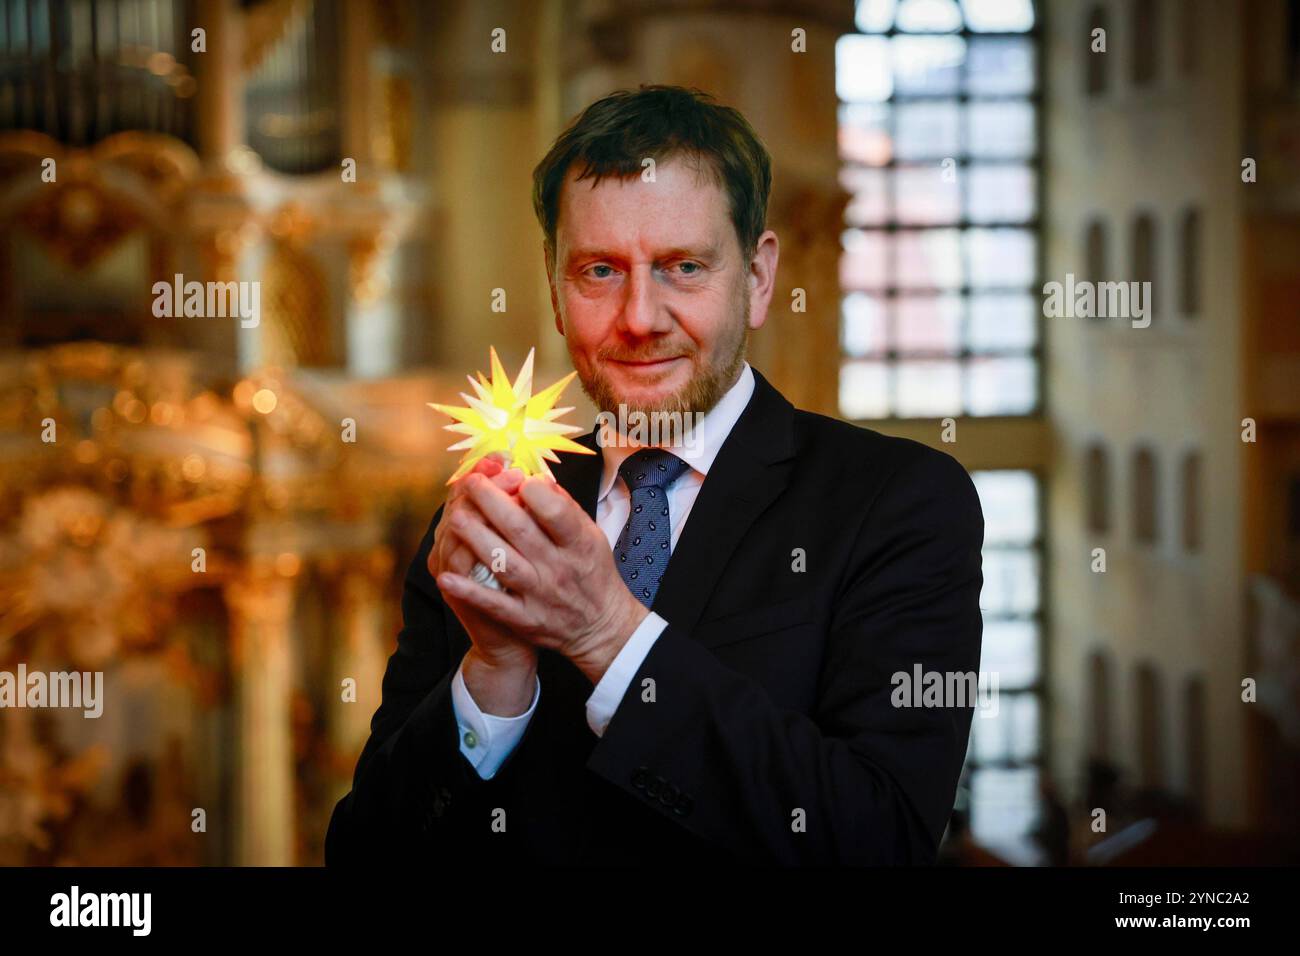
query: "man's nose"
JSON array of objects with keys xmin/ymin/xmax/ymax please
[{"xmin": 618, "ymin": 266, "xmax": 670, "ymax": 337}]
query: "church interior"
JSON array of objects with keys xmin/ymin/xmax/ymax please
[{"xmin": 1, "ymin": 0, "xmax": 1298, "ymax": 866}]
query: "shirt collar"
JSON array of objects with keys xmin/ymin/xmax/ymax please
[{"xmin": 595, "ymin": 361, "xmax": 755, "ymax": 505}]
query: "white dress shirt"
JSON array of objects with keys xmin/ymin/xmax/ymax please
[{"xmin": 450, "ymin": 361, "xmax": 756, "ymax": 778}]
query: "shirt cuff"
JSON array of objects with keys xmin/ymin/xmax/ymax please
[
  {"xmin": 451, "ymin": 657, "xmax": 540, "ymax": 780},
  {"xmin": 585, "ymin": 611, "xmax": 668, "ymax": 738}
]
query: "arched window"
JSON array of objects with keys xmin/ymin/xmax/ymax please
[
  {"xmin": 1088, "ymin": 650, "xmax": 1112, "ymax": 760},
  {"xmin": 1179, "ymin": 208, "xmax": 1201, "ymax": 318},
  {"xmin": 1133, "ymin": 213, "xmax": 1158, "ymax": 322},
  {"xmin": 1086, "ymin": 443, "xmax": 1111, "ymax": 533},
  {"xmin": 1132, "ymin": 0, "xmax": 1160, "ymax": 87},
  {"xmin": 1085, "ymin": 5, "xmax": 1109, "ymax": 96},
  {"xmin": 1133, "ymin": 446, "xmax": 1159, "ymax": 544},
  {"xmin": 1135, "ymin": 663, "xmax": 1164, "ymax": 789},
  {"xmin": 1085, "ymin": 218, "xmax": 1108, "ymax": 321},
  {"xmin": 1181, "ymin": 451, "xmax": 1202, "ymax": 552},
  {"xmin": 1085, "ymin": 218, "xmax": 1107, "ymax": 283},
  {"xmin": 1178, "ymin": 0, "xmax": 1199, "ymax": 76},
  {"xmin": 1184, "ymin": 675, "xmax": 1207, "ymax": 814}
]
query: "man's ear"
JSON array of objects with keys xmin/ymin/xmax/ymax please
[{"xmin": 746, "ymin": 229, "xmax": 780, "ymax": 331}]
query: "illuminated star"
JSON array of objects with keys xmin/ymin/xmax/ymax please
[{"xmin": 428, "ymin": 346, "xmax": 595, "ymax": 485}]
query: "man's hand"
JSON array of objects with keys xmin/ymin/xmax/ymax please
[
  {"xmin": 434, "ymin": 472, "xmax": 648, "ymax": 686},
  {"xmin": 431, "ymin": 454, "xmax": 537, "ymax": 715},
  {"xmin": 431, "ymin": 454, "xmax": 519, "ymax": 582}
]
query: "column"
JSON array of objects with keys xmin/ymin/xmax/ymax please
[
  {"xmin": 193, "ymin": 0, "xmax": 245, "ymax": 165},
  {"xmin": 224, "ymin": 568, "xmax": 296, "ymax": 866},
  {"xmin": 329, "ymin": 550, "xmax": 395, "ymax": 767}
]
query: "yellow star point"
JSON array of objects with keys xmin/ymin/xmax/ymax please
[{"xmin": 428, "ymin": 346, "xmax": 596, "ymax": 485}]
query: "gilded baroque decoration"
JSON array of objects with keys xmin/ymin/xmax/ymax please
[
  {"xmin": 262, "ymin": 241, "xmax": 332, "ymax": 369},
  {"xmin": 348, "ymin": 229, "xmax": 397, "ymax": 305},
  {"xmin": 0, "ymin": 0, "xmax": 428, "ymax": 867},
  {"xmin": 1, "ymin": 132, "xmax": 199, "ymax": 272}
]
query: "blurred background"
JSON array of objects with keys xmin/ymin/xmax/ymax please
[{"xmin": 0, "ymin": 0, "xmax": 1298, "ymax": 866}]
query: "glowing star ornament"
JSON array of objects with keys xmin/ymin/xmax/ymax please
[
  {"xmin": 429, "ymin": 347, "xmax": 595, "ymax": 593},
  {"xmin": 429, "ymin": 346, "xmax": 595, "ymax": 485}
]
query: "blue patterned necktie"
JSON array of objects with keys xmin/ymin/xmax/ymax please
[{"xmin": 614, "ymin": 447, "xmax": 692, "ymax": 607}]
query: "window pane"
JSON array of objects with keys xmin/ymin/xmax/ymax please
[
  {"xmin": 837, "ymin": 35, "xmax": 892, "ymax": 101},
  {"xmin": 968, "ymin": 293, "xmax": 1037, "ymax": 352},
  {"xmin": 960, "ymin": 0, "xmax": 1035, "ymax": 33},
  {"xmin": 966, "ymin": 228, "xmax": 1035, "ymax": 287},
  {"xmin": 972, "ymin": 691, "xmax": 1040, "ymax": 759},
  {"xmin": 980, "ymin": 618, "xmax": 1039, "ymax": 687},
  {"xmin": 896, "ymin": 229, "xmax": 962, "ymax": 288},
  {"xmin": 842, "ymin": 293, "xmax": 887, "ymax": 357},
  {"xmin": 966, "ymin": 164, "xmax": 1036, "ymax": 224},
  {"xmin": 971, "ymin": 470, "xmax": 1039, "ymax": 543},
  {"xmin": 972, "ymin": 704, "xmax": 1010, "ymax": 762},
  {"xmin": 981, "ymin": 549, "xmax": 1040, "ymax": 615},
  {"xmin": 896, "ymin": 0, "xmax": 963, "ymax": 33},
  {"xmin": 966, "ymin": 37, "xmax": 1036, "ymax": 95},
  {"xmin": 895, "ymin": 359, "xmax": 961, "ymax": 416},
  {"xmin": 968, "ymin": 355, "xmax": 1037, "ymax": 414},
  {"xmin": 895, "ymin": 101, "xmax": 960, "ymax": 160},
  {"xmin": 967, "ymin": 101, "xmax": 1036, "ymax": 158},
  {"xmin": 970, "ymin": 767, "xmax": 1038, "ymax": 845},
  {"xmin": 895, "ymin": 293, "xmax": 961, "ymax": 353},
  {"xmin": 840, "ymin": 360, "xmax": 890, "ymax": 418},
  {"xmin": 840, "ymin": 229, "xmax": 888, "ymax": 290},
  {"xmin": 895, "ymin": 165, "xmax": 961, "ymax": 224},
  {"xmin": 838, "ymin": 103, "xmax": 892, "ymax": 166},
  {"xmin": 971, "ymin": 695, "xmax": 1040, "ymax": 764},
  {"xmin": 842, "ymin": 166, "xmax": 889, "ymax": 226},
  {"xmin": 1009, "ymin": 694, "xmax": 1040, "ymax": 761},
  {"xmin": 892, "ymin": 36, "xmax": 965, "ymax": 94},
  {"xmin": 855, "ymin": 0, "xmax": 897, "ymax": 32}
]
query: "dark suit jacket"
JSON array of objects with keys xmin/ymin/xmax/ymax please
[{"xmin": 325, "ymin": 366, "xmax": 984, "ymax": 865}]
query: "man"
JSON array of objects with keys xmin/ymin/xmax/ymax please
[{"xmin": 325, "ymin": 85, "xmax": 984, "ymax": 866}]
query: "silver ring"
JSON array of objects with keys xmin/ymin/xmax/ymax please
[{"xmin": 470, "ymin": 561, "xmax": 504, "ymax": 591}]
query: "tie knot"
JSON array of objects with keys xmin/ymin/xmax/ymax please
[{"xmin": 618, "ymin": 447, "xmax": 690, "ymax": 492}]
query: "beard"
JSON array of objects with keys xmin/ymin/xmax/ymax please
[{"xmin": 572, "ymin": 291, "xmax": 750, "ymax": 429}]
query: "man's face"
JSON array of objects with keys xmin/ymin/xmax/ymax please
[{"xmin": 545, "ymin": 156, "xmax": 777, "ymax": 422}]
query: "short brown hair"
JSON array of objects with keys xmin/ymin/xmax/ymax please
[{"xmin": 531, "ymin": 84, "xmax": 773, "ymax": 269}]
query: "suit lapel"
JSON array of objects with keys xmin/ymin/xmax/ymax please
[
  {"xmin": 651, "ymin": 368, "xmax": 796, "ymax": 634},
  {"xmin": 550, "ymin": 366, "xmax": 797, "ymax": 640}
]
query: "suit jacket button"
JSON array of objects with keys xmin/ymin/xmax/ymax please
[
  {"xmin": 646, "ymin": 775, "xmax": 664, "ymax": 799},
  {"xmin": 660, "ymin": 783, "xmax": 679, "ymax": 806},
  {"xmin": 631, "ymin": 766, "xmax": 649, "ymax": 790},
  {"xmin": 673, "ymin": 794, "xmax": 693, "ymax": 817}
]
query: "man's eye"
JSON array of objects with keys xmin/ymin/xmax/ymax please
[
  {"xmin": 675, "ymin": 261, "xmax": 702, "ymax": 275},
  {"xmin": 588, "ymin": 264, "xmax": 615, "ymax": 278}
]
